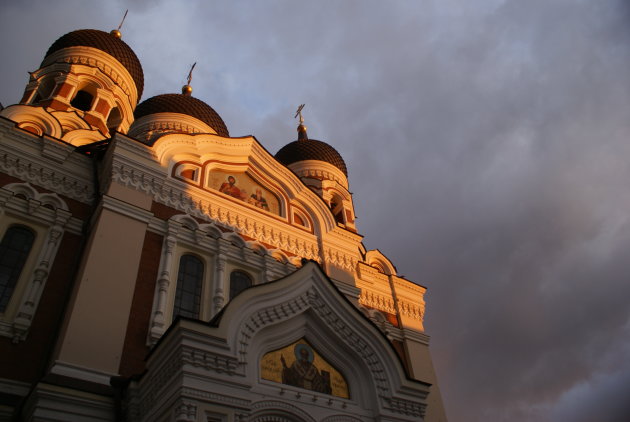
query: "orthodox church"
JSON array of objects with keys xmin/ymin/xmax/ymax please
[{"xmin": 0, "ymin": 24, "xmax": 447, "ymax": 422}]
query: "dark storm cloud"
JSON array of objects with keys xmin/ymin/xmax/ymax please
[{"xmin": 2, "ymin": 1, "xmax": 630, "ymax": 421}]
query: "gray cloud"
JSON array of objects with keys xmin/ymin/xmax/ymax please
[{"xmin": 2, "ymin": 1, "xmax": 630, "ymax": 421}]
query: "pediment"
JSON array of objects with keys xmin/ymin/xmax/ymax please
[
  {"xmin": 149, "ymin": 132, "xmax": 338, "ymax": 231},
  {"xmin": 215, "ymin": 262, "xmax": 429, "ymax": 414},
  {"xmin": 142, "ymin": 262, "xmax": 429, "ymax": 420}
]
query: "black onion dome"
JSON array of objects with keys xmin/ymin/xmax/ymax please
[
  {"xmin": 43, "ymin": 29, "xmax": 144, "ymax": 100},
  {"xmin": 275, "ymin": 139, "xmax": 348, "ymax": 177},
  {"xmin": 134, "ymin": 94, "xmax": 229, "ymax": 137}
]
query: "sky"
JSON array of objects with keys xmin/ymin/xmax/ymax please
[{"xmin": 1, "ymin": 1, "xmax": 630, "ymax": 421}]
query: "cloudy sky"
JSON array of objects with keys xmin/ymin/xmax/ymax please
[{"xmin": 2, "ymin": 1, "xmax": 630, "ymax": 421}]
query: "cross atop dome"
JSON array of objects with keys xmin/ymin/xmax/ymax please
[
  {"xmin": 182, "ymin": 62, "xmax": 196, "ymax": 96},
  {"xmin": 295, "ymin": 104, "xmax": 308, "ymax": 140}
]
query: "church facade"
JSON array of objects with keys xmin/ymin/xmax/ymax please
[{"xmin": 0, "ymin": 26, "xmax": 447, "ymax": 421}]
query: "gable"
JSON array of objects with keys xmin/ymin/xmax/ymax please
[
  {"xmin": 150, "ymin": 132, "xmax": 340, "ymax": 233},
  {"xmin": 137, "ymin": 261, "xmax": 429, "ymax": 421}
]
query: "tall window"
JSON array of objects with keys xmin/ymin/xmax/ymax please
[
  {"xmin": 0, "ymin": 226, "xmax": 35, "ymax": 313},
  {"xmin": 229, "ymin": 270, "xmax": 252, "ymax": 300},
  {"xmin": 173, "ymin": 254, "xmax": 204, "ymax": 319}
]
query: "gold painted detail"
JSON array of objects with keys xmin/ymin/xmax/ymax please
[
  {"xmin": 111, "ymin": 161, "xmax": 320, "ymax": 260},
  {"xmin": 261, "ymin": 338, "xmax": 349, "ymax": 399},
  {"xmin": 209, "ymin": 170, "xmax": 280, "ymax": 215}
]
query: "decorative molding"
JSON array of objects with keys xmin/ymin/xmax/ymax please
[
  {"xmin": 0, "ymin": 182, "xmax": 77, "ymax": 341},
  {"xmin": 137, "ymin": 349, "xmax": 182, "ymax": 416},
  {"xmin": 323, "ymin": 246, "xmax": 358, "ymax": 272},
  {"xmin": 41, "ymin": 47, "xmax": 138, "ymax": 105},
  {"xmin": 383, "ymin": 396, "xmax": 425, "ymax": 418},
  {"xmin": 49, "ymin": 361, "xmax": 116, "ymax": 386},
  {"xmin": 147, "ymin": 214, "xmax": 298, "ymax": 345},
  {"xmin": 392, "ymin": 276, "xmax": 426, "ymax": 293},
  {"xmin": 358, "ymin": 290, "xmax": 396, "ymax": 315},
  {"xmin": 320, "ymin": 416, "xmax": 364, "ymax": 422},
  {"xmin": 1, "ymin": 105, "xmax": 63, "ymax": 139},
  {"xmin": 111, "ymin": 157, "xmax": 321, "ymax": 261},
  {"xmin": 181, "ymin": 346, "xmax": 238, "ymax": 375},
  {"xmin": 128, "ymin": 113, "xmax": 216, "ymax": 143},
  {"xmin": 237, "ymin": 288, "xmax": 391, "ymax": 397},
  {"xmin": 181, "ymin": 387, "xmax": 250, "ymax": 408},
  {"xmin": 287, "ymin": 160, "xmax": 348, "ymax": 189},
  {"xmin": 397, "ymin": 299, "xmax": 425, "ymax": 323},
  {"xmin": 249, "ymin": 400, "xmax": 317, "ymax": 422},
  {"xmin": 0, "ymin": 145, "xmax": 93, "ymax": 204},
  {"xmin": 174, "ymin": 399, "xmax": 197, "ymax": 422}
]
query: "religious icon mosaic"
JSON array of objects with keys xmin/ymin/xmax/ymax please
[
  {"xmin": 260, "ymin": 338, "xmax": 349, "ymax": 398},
  {"xmin": 208, "ymin": 170, "xmax": 280, "ymax": 215}
]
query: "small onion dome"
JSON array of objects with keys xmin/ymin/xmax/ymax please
[
  {"xmin": 134, "ymin": 93, "xmax": 229, "ymax": 137},
  {"xmin": 275, "ymin": 138, "xmax": 348, "ymax": 177},
  {"xmin": 43, "ymin": 29, "xmax": 144, "ymax": 100}
]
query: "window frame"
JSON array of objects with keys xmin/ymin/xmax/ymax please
[
  {"xmin": 0, "ymin": 223, "xmax": 40, "ymax": 317},
  {"xmin": 0, "ymin": 182, "xmax": 75, "ymax": 342},
  {"xmin": 229, "ymin": 269, "xmax": 253, "ymax": 301},
  {"xmin": 172, "ymin": 253, "xmax": 205, "ymax": 320}
]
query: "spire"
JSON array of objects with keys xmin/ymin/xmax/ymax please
[
  {"xmin": 182, "ymin": 62, "xmax": 196, "ymax": 96},
  {"xmin": 295, "ymin": 104, "xmax": 308, "ymax": 140},
  {"xmin": 110, "ymin": 9, "xmax": 128, "ymax": 38}
]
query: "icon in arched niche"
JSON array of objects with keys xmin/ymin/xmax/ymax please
[
  {"xmin": 209, "ymin": 170, "xmax": 280, "ymax": 214},
  {"xmin": 261, "ymin": 338, "xmax": 349, "ymax": 398}
]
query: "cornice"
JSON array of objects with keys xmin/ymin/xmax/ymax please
[{"xmin": 0, "ymin": 124, "xmax": 94, "ymax": 203}]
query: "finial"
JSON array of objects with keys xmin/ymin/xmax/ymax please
[
  {"xmin": 110, "ymin": 9, "xmax": 128, "ymax": 38},
  {"xmin": 182, "ymin": 62, "xmax": 196, "ymax": 96},
  {"xmin": 295, "ymin": 104, "xmax": 308, "ymax": 140},
  {"xmin": 295, "ymin": 104, "xmax": 305, "ymax": 124}
]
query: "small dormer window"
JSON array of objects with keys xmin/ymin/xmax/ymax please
[{"xmin": 70, "ymin": 90, "xmax": 94, "ymax": 111}]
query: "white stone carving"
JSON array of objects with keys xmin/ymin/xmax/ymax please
[{"xmin": 0, "ymin": 182, "xmax": 75, "ymax": 342}]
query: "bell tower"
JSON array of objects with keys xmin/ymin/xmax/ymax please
[
  {"xmin": 275, "ymin": 106, "xmax": 357, "ymax": 232},
  {"xmin": 1, "ymin": 26, "xmax": 143, "ymax": 146}
]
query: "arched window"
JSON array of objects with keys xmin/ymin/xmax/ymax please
[
  {"xmin": 106, "ymin": 106, "xmax": 122, "ymax": 132},
  {"xmin": 0, "ymin": 226, "xmax": 35, "ymax": 313},
  {"xmin": 32, "ymin": 78, "xmax": 55, "ymax": 104},
  {"xmin": 70, "ymin": 90, "xmax": 94, "ymax": 111},
  {"xmin": 229, "ymin": 270, "xmax": 252, "ymax": 300},
  {"xmin": 330, "ymin": 199, "xmax": 345, "ymax": 225},
  {"xmin": 173, "ymin": 254, "xmax": 204, "ymax": 319}
]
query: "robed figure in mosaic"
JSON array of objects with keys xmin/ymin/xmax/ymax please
[{"xmin": 281, "ymin": 344, "xmax": 332, "ymax": 394}]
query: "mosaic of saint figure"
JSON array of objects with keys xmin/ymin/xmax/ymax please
[
  {"xmin": 280, "ymin": 343, "xmax": 331, "ymax": 394},
  {"xmin": 248, "ymin": 188, "xmax": 269, "ymax": 210},
  {"xmin": 219, "ymin": 176, "xmax": 246, "ymax": 200}
]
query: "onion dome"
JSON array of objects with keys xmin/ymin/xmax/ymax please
[
  {"xmin": 275, "ymin": 124, "xmax": 347, "ymax": 177},
  {"xmin": 43, "ymin": 29, "xmax": 144, "ymax": 100},
  {"xmin": 133, "ymin": 92, "xmax": 229, "ymax": 137}
]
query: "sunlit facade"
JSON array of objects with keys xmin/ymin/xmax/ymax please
[{"xmin": 0, "ymin": 27, "xmax": 447, "ymax": 421}]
